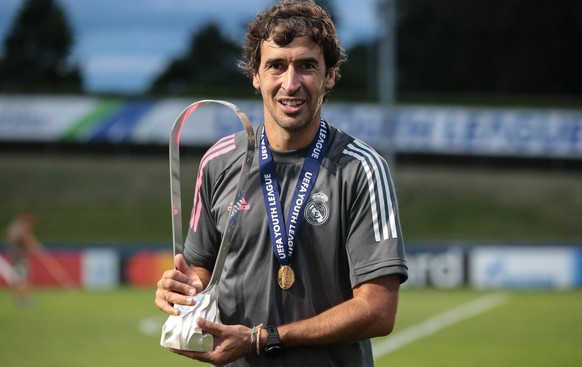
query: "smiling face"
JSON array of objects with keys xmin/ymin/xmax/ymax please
[{"xmin": 253, "ymin": 36, "xmax": 336, "ymax": 150}]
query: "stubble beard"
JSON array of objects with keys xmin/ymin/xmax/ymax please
[{"xmin": 268, "ymin": 93, "xmax": 325, "ymax": 134}]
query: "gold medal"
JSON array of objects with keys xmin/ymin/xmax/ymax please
[{"xmin": 277, "ymin": 265, "xmax": 295, "ymax": 290}]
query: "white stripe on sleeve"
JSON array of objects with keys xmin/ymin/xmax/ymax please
[{"xmin": 343, "ymin": 140, "xmax": 397, "ymax": 241}]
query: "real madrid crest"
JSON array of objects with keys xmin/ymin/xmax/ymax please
[{"xmin": 304, "ymin": 191, "xmax": 330, "ymax": 225}]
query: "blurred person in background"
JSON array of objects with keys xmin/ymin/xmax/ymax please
[
  {"xmin": 4, "ymin": 210, "xmax": 40, "ymax": 307},
  {"xmin": 155, "ymin": 1, "xmax": 407, "ymax": 366}
]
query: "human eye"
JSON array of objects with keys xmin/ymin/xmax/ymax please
[
  {"xmin": 300, "ymin": 60, "xmax": 319, "ymax": 72},
  {"xmin": 265, "ymin": 61, "xmax": 285, "ymax": 72}
]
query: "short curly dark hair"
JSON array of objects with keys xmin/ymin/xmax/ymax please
[{"xmin": 237, "ymin": 0, "xmax": 347, "ymax": 89}]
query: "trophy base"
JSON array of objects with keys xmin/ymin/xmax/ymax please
[
  {"xmin": 160, "ymin": 319, "xmax": 214, "ymax": 352},
  {"xmin": 160, "ymin": 293, "xmax": 219, "ymax": 352}
]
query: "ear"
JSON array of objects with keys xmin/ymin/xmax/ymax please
[
  {"xmin": 252, "ymin": 72, "xmax": 261, "ymax": 92},
  {"xmin": 325, "ymin": 67, "xmax": 336, "ymax": 91}
]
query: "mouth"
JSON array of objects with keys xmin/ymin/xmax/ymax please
[
  {"xmin": 279, "ymin": 99, "xmax": 304, "ymax": 106},
  {"xmin": 278, "ymin": 99, "xmax": 305, "ymax": 112}
]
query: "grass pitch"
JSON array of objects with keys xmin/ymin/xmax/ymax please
[
  {"xmin": 1, "ymin": 288, "xmax": 581, "ymax": 367},
  {"xmin": 377, "ymin": 289, "xmax": 582, "ymax": 367},
  {"xmin": 0, "ymin": 287, "xmax": 205, "ymax": 367}
]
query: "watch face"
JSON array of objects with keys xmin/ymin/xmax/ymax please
[{"xmin": 264, "ymin": 345, "xmax": 284, "ymax": 357}]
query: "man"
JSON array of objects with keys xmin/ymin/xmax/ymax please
[
  {"xmin": 4, "ymin": 211, "xmax": 40, "ymax": 306},
  {"xmin": 155, "ymin": 1, "xmax": 408, "ymax": 366}
]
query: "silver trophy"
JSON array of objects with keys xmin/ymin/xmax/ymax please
[{"xmin": 160, "ymin": 100, "xmax": 255, "ymax": 352}]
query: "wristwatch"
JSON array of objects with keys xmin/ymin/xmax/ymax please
[{"xmin": 263, "ymin": 326, "xmax": 285, "ymax": 356}]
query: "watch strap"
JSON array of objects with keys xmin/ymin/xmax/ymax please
[
  {"xmin": 266, "ymin": 326, "xmax": 280, "ymax": 344},
  {"xmin": 264, "ymin": 326, "xmax": 285, "ymax": 356}
]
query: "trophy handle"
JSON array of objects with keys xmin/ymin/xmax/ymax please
[{"xmin": 169, "ymin": 100, "xmax": 255, "ymax": 288}]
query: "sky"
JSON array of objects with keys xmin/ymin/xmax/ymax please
[{"xmin": 0, "ymin": 0, "xmax": 380, "ymax": 94}]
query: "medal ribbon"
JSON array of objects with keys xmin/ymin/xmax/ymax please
[{"xmin": 259, "ymin": 119, "xmax": 329, "ymax": 266}]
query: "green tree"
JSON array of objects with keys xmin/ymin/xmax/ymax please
[
  {"xmin": 397, "ymin": 0, "xmax": 582, "ymax": 95},
  {"xmin": 334, "ymin": 41, "xmax": 378, "ymax": 101},
  {"xmin": 149, "ymin": 23, "xmax": 250, "ymax": 97},
  {"xmin": 0, "ymin": 0, "xmax": 83, "ymax": 93}
]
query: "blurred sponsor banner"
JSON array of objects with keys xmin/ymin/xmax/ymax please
[
  {"xmin": 469, "ymin": 246, "xmax": 582, "ymax": 289},
  {"xmin": 1, "ymin": 245, "xmax": 581, "ymax": 289},
  {"xmin": 0, "ymin": 249, "xmax": 119, "ymax": 289},
  {"xmin": 392, "ymin": 106, "xmax": 582, "ymax": 159},
  {"xmin": 83, "ymin": 248, "xmax": 120, "ymax": 289},
  {"xmin": 2, "ymin": 96, "xmax": 582, "ymax": 159},
  {"xmin": 0, "ymin": 96, "xmax": 247, "ymax": 146},
  {"xmin": 0, "ymin": 250, "xmax": 81, "ymax": 287},
  {"xmin": 400, "ymin": 244, "xmax": 582, "ymax": 290},
  {"xmin": 0, "ymin": 247, "xmax": 172, "ymax": 289},
  {"xmin": 404, "ymin": 246, "xmax": 466, "ymax": 289},
  {"xmin": 0, "ymin": 96, "xmax": 98, "ymax": 142},
  {"xmin": 123, "ymin": 250, "xmax": 173, "ymax": 287}
]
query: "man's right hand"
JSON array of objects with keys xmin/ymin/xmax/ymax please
[{"xmin": 155, "ymin": 254, "xmax": 205, "ymax": 316}]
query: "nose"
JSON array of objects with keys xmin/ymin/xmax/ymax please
[{"xmin": 281, "ymin": 66, "xmax": 301, "ymax": 94}]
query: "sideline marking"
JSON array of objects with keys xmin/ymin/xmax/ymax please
[
  {"xmin": 373, "ymin": 292, "xmax": 508, "ymax": 359},
  {"xmin": 139, "ymin": 315, "xmax": 167, "ymax": 336}
]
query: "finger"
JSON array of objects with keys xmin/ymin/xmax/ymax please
[
  {"xmin": 160, "ymin": 267, "xmax": 194, "ymax": 289},
  {"xmin": 196, "ymin": 318, "xmax": 223, "ymax": 336},
  {"xmin": 154, "ymin": 287, "xmax": 193, "ymax": 315},
  {"xmin": 157, "ymin": 268, "xmax": 199, "ymax": 298},
  {"xmin": 175, "ymin": 254, "xmax": 204, "ymax": 292},
  {"xmin": 154, "ymin": 290, "xmax": 180, "ymax": 316},
  {"xmin": 155, "ymin": 275, "xmax": 197, "ymax": 316}
]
